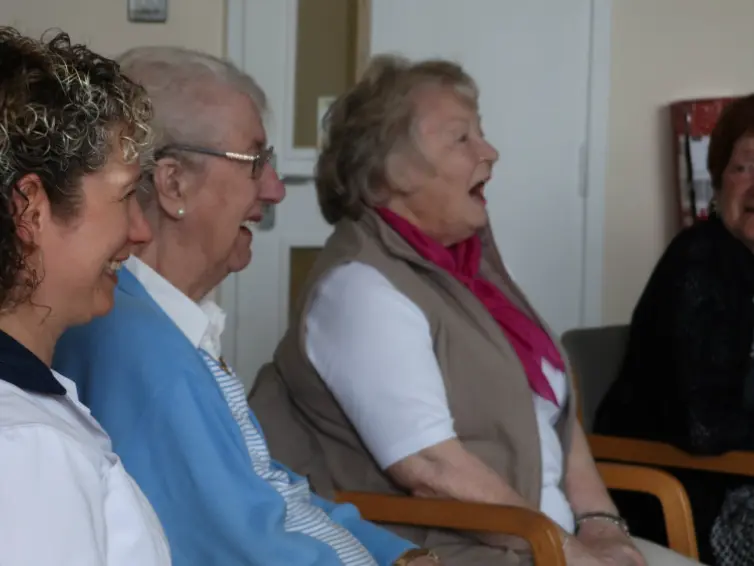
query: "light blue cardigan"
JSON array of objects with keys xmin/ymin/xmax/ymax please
[{"xmin": 53, "ymin": 267, "xmax": 414, "ymax": 566}]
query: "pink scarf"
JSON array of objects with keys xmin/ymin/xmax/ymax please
[{"xmin": 377, "ymin": 207, "xmax": 563, "ymax": 406}]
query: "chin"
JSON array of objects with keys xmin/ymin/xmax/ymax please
[
  {"xmin": 471, "ymin": 209, "xmax": 490, "ymax": 231},
  {"xmin": 228, "ymin": 249, "xmax": 253, "ymax": 273},
  {"xmin": 87, "ymin": 293, "xmax": 116, "ymax": 321}
]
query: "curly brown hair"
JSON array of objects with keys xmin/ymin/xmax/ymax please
[
  {"xmin": 315, "ymin": 55, "xmax": 478, "ymax": 225},
  {"xmin": 0, "ymin": 27, "xmax": 153, "ymax": 310}
]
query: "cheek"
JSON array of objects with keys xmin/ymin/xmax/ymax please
[
  {"xmin": 100, "ymin": 209, "xmax": 131, "ymax": 253},
  {"xmin": 220, "ymin": 177, "xmax": 256, "ymax": 221},
  {"xmin": 718, "ymin": 180, "xmax": 738, "ymax": 210},
  {"xmin": 720, "ymin": 188, "xmax": 754, "ymax": 235},
  {"xmin": 48, "ymin": 232, "xmax": 106, "ymax": 295},
  {"xmin": 197, "ymin": 206, "xmax": 244, "ymax": 257},
  {"xmin": 73, "ymin": 212, "xmax": 128, "ymax": 261},
  {"xmin": 437, "ymin": 155, "xmax": 474, "ymax": 183},
  {"xmin": 721, "ymin": 184, "xmax": 745, "ymax": 217}
]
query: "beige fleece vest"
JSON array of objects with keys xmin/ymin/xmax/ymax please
[{"xmin": 250, "ymin": 209, "xmax": 577, "ymax": 564}]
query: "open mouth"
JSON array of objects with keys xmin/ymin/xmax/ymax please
[
  {"xmin": 240, "ymin": 215, "xmax": 263, "ymax": 233},
  {"xmin": 104, "ymin": 258, "xmax": 127, "ymax": 277},
  {"xmin": 469, "ymin": 180, "xmax": 487, "ymax": 201}
]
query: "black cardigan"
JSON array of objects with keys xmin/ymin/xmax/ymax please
[{"xmin": 595, "ymin": 216, "xmax": 754, "ymax": 455}]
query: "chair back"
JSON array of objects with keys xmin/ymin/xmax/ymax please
[{"xmin": 561, "ymin": 325, "xmax": 630, "ymax": 432}]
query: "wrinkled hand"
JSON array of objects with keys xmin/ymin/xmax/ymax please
[
  {"xmin": 585, "ymin": 541, "xmax": 646, "ymax": 566},
  {"xmin": 563, "ymin": 535, "xmax": 610, "ymax": 566},
  {"xmin": 574, "ymin": 522, "xmax": 646, "ymax": 566}
]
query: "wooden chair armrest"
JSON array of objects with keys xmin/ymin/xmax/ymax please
[
  {"xmin": 597, "ymin": 462, "xmax": 698, "ymax": 559},
  {"xmin": 590, "ymin": 433, "xmax": 754, "ymax": 477},
  {"xmin": 335, "ymin": 491, "xmax": 566, "ymax": 566}
]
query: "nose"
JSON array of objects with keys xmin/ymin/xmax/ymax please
[
  {"xmin": 127, "ymin": 197, "xmax": 153, "ymax": 245},
  {"xmin": 480, "ymin": 138, "xmax": 500, "ymax": 164},
  {"xmin": 260, "ymin": 165, "xmax": 287, "ymax": 205}
]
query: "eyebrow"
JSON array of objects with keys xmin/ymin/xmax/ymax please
[{"xmin": 443, "ymin": 115, "xmax": 482, "ymax": 127}]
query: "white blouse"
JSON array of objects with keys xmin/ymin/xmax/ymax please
[
  {"xmin": 305, "ymin": 261, "xmax": 575, "ymax": 533},
  {"xmin": 0, "ymin": 370, "xmax": 171, "ymax": 566}
]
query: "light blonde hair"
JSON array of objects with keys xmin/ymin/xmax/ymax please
[{"xmin": 315, "ymin": 54, "xmax": 478, "ymax": 224}]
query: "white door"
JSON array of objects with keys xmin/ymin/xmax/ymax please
[{"xmin": 223, "ymin": 0, "xmax": 606, "ymax": 390}]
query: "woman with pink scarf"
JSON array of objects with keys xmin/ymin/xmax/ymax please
[{"xmin": 251, "ymin": 55, "xmax": 703, "ymax": 566}]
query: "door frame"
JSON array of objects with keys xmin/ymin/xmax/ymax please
[
  {"xmin": 221, "ymin": 0, "xmax": 612, "ymax": 359},
  {"xmin": 581, "ymin": 0, "xmax": 612, "ymax": 329}
]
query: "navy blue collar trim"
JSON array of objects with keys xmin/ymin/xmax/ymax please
[{"xmin": 0, "ymin": 329, "xmax": 65, "ymax": 396}]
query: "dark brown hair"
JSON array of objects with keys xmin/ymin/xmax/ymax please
[{"xmin": 707, "ymin": 94, "xmax": 754, "ymax": 191}]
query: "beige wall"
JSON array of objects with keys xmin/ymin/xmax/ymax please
[
  {"xmin": 0, "ymin": 0, "xmax": 225, "ymax": 58},
  {"xmin": 8, "ymin": 0, "xmax": 754, "ymax": 326},
  {"xmin": 603, "ymin": 0, "xmax": 754, "ymax": 323}
]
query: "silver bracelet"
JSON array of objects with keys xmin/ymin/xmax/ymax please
[{"xmin": 575, "ymin": 512, "xmax": 630, "ymax": 535}]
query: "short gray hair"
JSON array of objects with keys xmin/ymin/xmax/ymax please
[
  {"xmin": 316, "ymin": 54, "xmax": 478, "ymax": 225},
  {"xmin": 116, "ymin": 46, "xmax": 266, "ymax": 206},
  {"xmin": 117, "ymin": 46, "xmax": 266, "ymax": 149}
]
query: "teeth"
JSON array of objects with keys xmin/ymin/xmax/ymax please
[
  {"xmin": 106, "ymin": 260, "xmax": 123, "ymax": 274},
  {"xmin": 242, "ymin": 220, "xmax": 257, "ymax": 230}
]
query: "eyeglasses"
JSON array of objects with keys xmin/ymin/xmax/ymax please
[{"xmin": 154, "ymin": 144, "xmax": 275, "ymax": 179}]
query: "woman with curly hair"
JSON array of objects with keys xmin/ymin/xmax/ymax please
[{"xmin": 0, "ymin": 27, "xmax": 170, "ymax": 565}]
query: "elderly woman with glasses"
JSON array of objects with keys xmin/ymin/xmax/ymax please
[
  {"xmin": 0, "ymin": 28, "xmax": 169, "ymax": 565},
  {"xmin": 54, "ymin": 46, "xmax": 440, "ymax": 566}
]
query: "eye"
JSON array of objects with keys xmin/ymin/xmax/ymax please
[
  {"xmin": 121, "ymin": 188, "xmax": 138, "ymax": 202},
  {"xmin": 457, "ymin": 133, "xmax": 469, "ymax": 143},
  {"xmin": 730, "ymin": 161, "xmax": 754, "ymax": 176}
]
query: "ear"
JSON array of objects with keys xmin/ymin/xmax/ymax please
[
  {"xmin": 386, "ymin": 152, "xmax": 413, "ymax": 195},
  {"xmin": 13, "ymin": 173, "xmax": 51, "ymax": 245},
  {"xmin": 386, "ymin": 150, "xmax": 427, "ymax": 196},
  {"xmin": 152, "ymin": 157, "xmax": 193, "ymax": 220}
]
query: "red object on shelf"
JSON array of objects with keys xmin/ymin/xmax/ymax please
[{"xmin": 670, "ymin": 97, "xmax": 737, "ymax": 229}]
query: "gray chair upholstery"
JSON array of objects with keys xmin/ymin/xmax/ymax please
[{"xmin": 561, "ymin": 325, "xmax": 630, "ymax": 433}]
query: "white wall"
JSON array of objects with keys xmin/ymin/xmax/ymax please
[
  {"xmin": 0, "ymin": 0, "xmax": 225, "ymax": 58},
  {"xmin": 603, "ymin": 0, "xmax": 754, "ymax": 323}
]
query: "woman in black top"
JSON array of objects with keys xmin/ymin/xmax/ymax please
[{"xmin": 596, "ymin": 93, "xmax": 754, "ymax": 566}]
